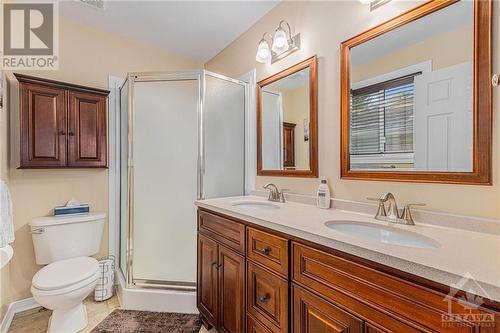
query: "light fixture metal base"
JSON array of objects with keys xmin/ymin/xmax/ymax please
[
  {"xmin": 370, "ymin": 0, "xmax": 391, "ymax": 11},
  {"xmin": 271, "ymin": 33, "xmax": 301, "ymax": 64}
]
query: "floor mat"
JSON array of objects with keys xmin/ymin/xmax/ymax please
[{"xmin": 90, "ymin": 309, "xmax": 201, "ymax": 333}]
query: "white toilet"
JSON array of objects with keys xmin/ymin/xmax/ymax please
[{"xmin": 29, "ymin": 212, "xmax": 105, "ymax": 333}]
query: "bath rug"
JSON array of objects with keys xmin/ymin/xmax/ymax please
[{"xmin": 91, "ymin": 309, "xmax": 201, "ymax": 333}]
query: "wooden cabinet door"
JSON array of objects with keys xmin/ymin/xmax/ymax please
[
  {"xmin": 197, "ymin": 234, "xmax": 219, "ymax": 328},
  {"xmin": 247, "ymin": 261, "xmax": 288, "ymax": 333},
  {"xmin": 247, "ymin": 315, "xmax": 273, "ymax": 333},
  {"xmin": 365, "ymin": 323, "xmax": 386, "ymax": 333},
  {"xmin": 218, "ymin": 245, "xmax": 245, "ymax": 333},
  {"xmin": 67, "ymin": 91, "xmax": 107, "ymax": 167},
  {"xmin": 20, "ymin": 83, "xmax": 66, "ymax": 168},
  {"xmin": 282, "ymin": 122, "xmax": 295, "ymax": 168},
  {"xmin": 292, "ymin": 285, "xmax": 363, "ymax": 333}
]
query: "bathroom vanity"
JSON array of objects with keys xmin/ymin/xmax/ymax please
[{"xmin": 196, "ymin": 197, "xmax": 500, "ymax": 333}]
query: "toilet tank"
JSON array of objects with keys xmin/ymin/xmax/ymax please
[{"xmin": 30, "ymin": 212, "xmax": 105, "ymax": 265}]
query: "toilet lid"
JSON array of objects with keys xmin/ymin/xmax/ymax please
[{"xmin": 32, "ymin": 257, "xmax": 99, "ymax": 291}]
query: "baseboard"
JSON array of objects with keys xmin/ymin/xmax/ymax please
[{"xmin": 0, "ymin": 297, "xmax": 40, "ymax": 333}]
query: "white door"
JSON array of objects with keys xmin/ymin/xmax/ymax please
[
  {"xmin": 261, "ymin": 90, "xmax": 283, "ymax": 170},
  {"xmin": 414, "ymin": 62, "xmax": 473, "ymax": 172}
]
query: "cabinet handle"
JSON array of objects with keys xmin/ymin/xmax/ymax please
[
  {"xmin": 258, "ymin": 294, "xmax": 270, "ymax": 303},
  {"xmin": 58, "ymin": 130, "xmax": 66, "ymax": 135},
  {"xmin": 68, "ymin": 131, "xmax": 75, "ymax": 136},
  {"xmin": 260, "ymin": 247, "xmax": 270, "ymax": 255},
  {"xmin": 211, "ymin": 261, "xmax": 221, "ymax": 269}
]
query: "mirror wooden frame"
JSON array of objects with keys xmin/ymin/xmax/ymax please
[
  {"xmin": 340, "ymin": 0, "xmax": 492, "ymax": 185},
  {"xmin": 257, "ymin": 55, "xmax": 318, "ymax": 177}
]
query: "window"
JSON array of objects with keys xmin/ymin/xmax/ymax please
[{"xmin": 349, "ymin": 73, "xmax": 420, "ymax": 167}]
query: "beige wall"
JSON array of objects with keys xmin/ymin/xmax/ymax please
[
  {"xmin": 281, "ymin": 86, "xmax": 309, "ymax": 169},
  {"xmin": 206, "ymin": 0, "xmax": 500, "ymax": 219},
  {"xmin": 352, "ymin": 25, "xmax": 473, "ymax": 83},
  {"xmin": 0, "ymin": 75, "xmax": 10, "ymax": 320},
  {"xmin": 0, "ymin": 16, "xmax": 200, "ymax": 314}
]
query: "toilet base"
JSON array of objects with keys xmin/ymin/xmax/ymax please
[{"xmin": 48, "ymin": 303, "xmax": 88, "ymax": 333}]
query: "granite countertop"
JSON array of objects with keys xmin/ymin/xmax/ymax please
[{"xmin": 195, "ymin": 195, "xmax": 500, "ymax": 302}]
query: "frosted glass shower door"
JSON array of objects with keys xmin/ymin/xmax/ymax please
[
  {"xmin": 203, "ymin": 74, "xmax": 246, "ymax": 199},
  {"xmin": 132, "ymin": 79, "xmax": 199, "ymax": 286}
]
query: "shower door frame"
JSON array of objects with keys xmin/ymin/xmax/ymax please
[{"xmin": 119, "ymin": 70, "xmax": 248, "ymax": 291}]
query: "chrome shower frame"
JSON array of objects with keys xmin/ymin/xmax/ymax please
[{"xmin": 118, "ymin": 70, "xmax": 247, "ymax": 291}]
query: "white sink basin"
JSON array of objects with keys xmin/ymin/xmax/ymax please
[
  {"xmin": 325, "ymin": 221, "xmax": 439, "ymax": 249},
  {"xmin": 232, "ymin": 200, "xmax": 280, "ymax": 210},
  {"xmin": 0, "ymin": 245, "xmax": 13, "ymax": 269}
]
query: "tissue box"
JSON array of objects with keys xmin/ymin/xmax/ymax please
[{"xmin": 54, "ymin": 204, "xmax": 90, "ymax": 215}]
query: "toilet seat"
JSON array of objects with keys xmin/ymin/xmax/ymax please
[{"xmin": 32, "ymin": 257, "xmax": 99, "ymax": 295}]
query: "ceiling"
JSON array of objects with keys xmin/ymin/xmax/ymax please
[{"xmin": 60, "ymin": 0, "xmax": 279, "ymax": 64}]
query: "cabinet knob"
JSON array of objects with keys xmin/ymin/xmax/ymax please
[
  {"xmin": 68, "ymin": 131, "xmax": 75, "ymax": 136},
  {"xmin": 211, "ymin": 261, "xmax": 221, "ymax": 269},
  {"xmin": 258, "ymin": 294, "xmax": 270, "ymax": 303},
  {"xmin": 58, "ymin": 130, "xmax": 66, "ymax": 135},
  {"xmin": 260, "ymin": 247, "xmax": 270, "ymax": 255}
]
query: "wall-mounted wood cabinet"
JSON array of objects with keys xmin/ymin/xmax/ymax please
[{"xmin": 15, "ymin": 74, "xmax": 109, "ymax": 169}]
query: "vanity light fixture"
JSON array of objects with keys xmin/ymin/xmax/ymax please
[
  {"xmin": 360, "ymin": 0, "xmax": 392, "ymax": 11},
  {"xmin": 255, "ymin": 20, "xmax": 301, "ymax": 64}
]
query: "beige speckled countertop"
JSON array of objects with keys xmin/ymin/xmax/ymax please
[{"xmin": 195, "ymin": 195, "xmax": 500, "ymax": 302}]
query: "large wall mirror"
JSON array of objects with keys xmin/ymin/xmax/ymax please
[
  {"xmin": 341, "ymin": 0, "xmax": 492, "ymax": 184},
  {"xmin": 257, "ymin": 55, "xmax": 318, "ymax": 177}
]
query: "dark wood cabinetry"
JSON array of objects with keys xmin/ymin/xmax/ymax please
[
  {"xmin": 197, "ymin": 234, "xmax": 219, "ymax": 328},
  {"xmin": 247, "ymin": 262, "xmax": 288, "ymax": 333},
  {"xmin": 197, "ymin": 208, "xmax": 500, "ymax": 333},
  {"xmin": 15, "ymin": 74, "xmax": 109, "ymax": 168},
  {"xmin": 197, "ymin": 212, "xmax": 245, "ymax": 333},
  {"xmin": 292, "ymin": 285, "xmax": 363, "ymax": 333},
  {"xmin": 282, "ymin": 122, "xmax": 295, "ymax": 168},
  {"xmin": 219, "ymin": 246, "xmax": 245, "ymax": 333},
  {"xmin": 19, "ymin": 83, "xmax": 67, "ymax": 168}
]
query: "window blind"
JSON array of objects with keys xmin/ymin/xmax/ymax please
[{"xmin": 350, "ymin": 73, "xmax": 419, "ymax": 156}]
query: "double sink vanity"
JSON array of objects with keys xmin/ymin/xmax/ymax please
[
  {"xmin": 196, "ymin": 193, "xmax": 500, "ymax": 333},
  {"xmin": 195, "ymin": 0, "xmax": 499, "ymax": 331}
]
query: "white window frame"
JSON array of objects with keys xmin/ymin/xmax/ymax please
[{"xmin": 350, "ymin": 60, "xmax": 432, "ymax": 165}]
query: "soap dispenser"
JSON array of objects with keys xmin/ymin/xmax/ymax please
[{"xmin": 317, "ymin": 177, "xmax": 331, "ymax": 209}]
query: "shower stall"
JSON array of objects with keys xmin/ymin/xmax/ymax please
[{"xmin": 117, "ymin": 71, "xmax": 247, "ymax": 311}]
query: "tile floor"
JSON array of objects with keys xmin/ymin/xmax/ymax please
[
  {"xmin": 8, "ymin": 295, "xmax": 216, "ymax": 333},
  {"xmin": 8, "ymin": 296, "xmax": 120, "ymax": 333}
]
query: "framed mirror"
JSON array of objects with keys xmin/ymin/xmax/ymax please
[
  {"xmin": 257, "ymin": 55, "xmax": 318, "ymax": 177},
  {"xmin": 340, "ymin": 0, "xmax": 492, "ymax": 184}
]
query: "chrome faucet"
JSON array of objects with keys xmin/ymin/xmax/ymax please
[
  {"xmin": 368, "ymin": 192, "xmax": 425, "ymax": 225},
  {"xmin": 263, "ymin": 183, "xmax": 287, "ymax": 203}
]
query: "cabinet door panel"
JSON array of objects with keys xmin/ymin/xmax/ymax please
[
  {"xmin": 20, "ymin": 83, "xmax": 66, "ymax": 167},
  {"xmin": 247, "ymin": 315, "xmax": 273, "ymax": 333},
  {"xmin": 219, "ymin": 246, "xmax": 245, "ymax": 333},
  {"xmin": 68, "ymin": 91, "xmax": 107, "ymax": 167},
  {"xmin": 247, "ymin": 227, "xmax": 288, "ymax": 277},
  {"xmin": 197, "ymin": 234, "xmax": 219, "ymax": 328},
  {"xmin": 293, "ymin": 285, "xmax": 363, "ymax": 333},
  {"xmin": 247, "ymin": 261, "xmax": 288, "ymax": 333}
]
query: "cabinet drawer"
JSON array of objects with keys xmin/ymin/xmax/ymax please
[
  {"xmin": 247, "ymin": 315, "xmax": 273, "ymax": 333},
  {"xmin": 292, "ymin": 242, "xmax": 485, "ymax": 332},
  {"xmin": 198, "ymin": 211, "xmax": 245, "ymax": 254},
  {"xmin": 247, "ymin": 261, "xmax": 288, "ymax": 333},
  {"xmin": 247, "ymin": 227, "xmax": 288, "ymax": 277},
  {"xmin": 292, "ymin": 284, "xmax": 363, "ymax": 333}
]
